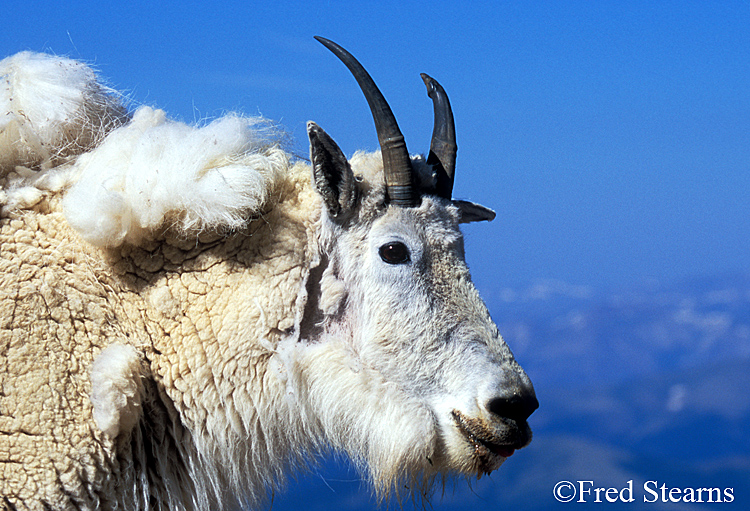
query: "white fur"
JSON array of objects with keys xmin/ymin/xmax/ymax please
[
  {"xmin": 90, "ymin": 344, "xmax": 144, "ymax": 438},
  {"xmin": 63, "ymin": 106, "xmax": 287, "ymax": 246},
  {"xmin": 0, "ymin": 51, "xmax": 127, "ymax": 170},
  {"xmin": 0, "ymin": 51, "xmax": 128, "ymax": 213}
]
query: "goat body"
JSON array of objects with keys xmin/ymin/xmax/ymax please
[{"xmin": 0, "ymin": 43, "xmax": 537, "ymax": 510}]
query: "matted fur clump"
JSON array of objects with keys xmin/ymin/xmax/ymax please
[
  {"xmin": 0, "ymin": 52, "xmax": 129, "ymax": 173},
  {"xmin": 0, "ymin": 52, "xmax": 287, "ymax": 245},
  {"xmin": 0, "ymin": 52, "xmax": 129, "ymax": 213},
  {"xmin": 63, "ymin": 105, "xmax": 288, "ymax": 247}
]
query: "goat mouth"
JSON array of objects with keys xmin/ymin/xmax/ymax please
[{"xmin": 451, "ymin": 410, "xmax": 528, "ymax": 475}]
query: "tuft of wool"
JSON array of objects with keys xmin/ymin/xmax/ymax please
[
  {"xmin": 63, "ymin": 106, "xmax": 288, "ymax": 247},
  {"xmin": 90, "ymin": 344, "xmax": 144, "ymax": 438},
  {"xmin": 0, "ymin": 51, "xmax": 129, "ymax": 175}
]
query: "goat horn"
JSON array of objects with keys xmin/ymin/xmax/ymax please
[
  {"xmin": 315, "ymin": 36, "xmax": 417, "ymax": 207},
  {"xmin": 421, "ymin": 73, "xmax": 456, "ymax": 200}
]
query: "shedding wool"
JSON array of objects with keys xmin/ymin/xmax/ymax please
[{"xmin": 63, "ymin": 105, "xmax": 287, "ymax": 247}]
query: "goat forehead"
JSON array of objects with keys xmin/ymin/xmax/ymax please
[{"xmin": 369, "ymin": 197, "xmax": 462, "ymax": 242}]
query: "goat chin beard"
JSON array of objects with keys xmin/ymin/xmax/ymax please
[
  {"xmin": 438, "ymin": 445, "xmax": 509, "ymax": 482},
  {"xmin": 353, "ymin": 441, "xmax": 439, "ymax": 504}
]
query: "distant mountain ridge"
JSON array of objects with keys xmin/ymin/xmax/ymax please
[{"xmin": 487, "ymin": 272, "xmax": 750, "ymax": 388}]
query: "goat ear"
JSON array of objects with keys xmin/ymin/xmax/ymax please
[
  {"xmin": 308, "ymin": 122, "xmax": 358, "ymax": 220},
  {"xmin": 453, "ymin": 199, "xmax": 496, "ymax": 223}
]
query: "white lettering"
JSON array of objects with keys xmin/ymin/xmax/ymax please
[
  {"xmin": 559, "ymin": 480, "xmax": 734, "ymax": 504},
  {"xmin": 703, "ymin": 487, "xmax": 721, "ymax": 503},
  {"xmin": 621, "ymin": 480, "xmax": 635, "ymax": 502},
  {"xmin": 668, "ymin": 486, "xmax": 682, "ymax": 503},
  {"xmin": 683, "ymin": 487, "xmax": 697, "ymax": 503},
  {"xmin": 643, "ymin": 480, "xmax": 659, "ymax": 503},
  {"xmin": 577, "ymin": 481, "xmax": 593, "ymax": 503},
  {"xmin": 724, "ymin": 488, "xmax": 734, "ymax": 503},
  {"xmin": 642, "ymin": 481, "xmax": 735, "ymax": 504}
]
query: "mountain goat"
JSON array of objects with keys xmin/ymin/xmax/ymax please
[{"xmin": 0, "ymin": 37, "xmax": 537, "ymax": 510}]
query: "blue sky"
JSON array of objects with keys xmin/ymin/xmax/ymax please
[
  {"xmin": 4, "ymin": 1, "xmax": 749, "ymax": 291},
  {"xmin": 4, "ymin": 4, "xmax": 749, "ymax": 510}
]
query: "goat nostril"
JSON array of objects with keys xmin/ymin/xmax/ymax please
[{"xmin": 487, "ymin": 392, "xmax": 539, "ymax": 422}]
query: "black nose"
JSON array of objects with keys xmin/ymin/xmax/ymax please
[{"xmin": 487, "ymin": 389, "xmax": 539, "ymax": 422}]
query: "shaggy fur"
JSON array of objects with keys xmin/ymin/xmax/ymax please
[
  {"xmin": 0, "ymin": 52, "xmax": 129, "ymax": 213},
  {"xmin": 63, "ymin": 106, "xmax": 287, "ymax": 247},
  {"xmin": 0, "ymin": 51, "xmax": 536, "ymax": 510}
]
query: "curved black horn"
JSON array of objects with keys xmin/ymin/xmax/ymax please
[
  {"xmin": 315, "ymin": 36, "xmax": 417, "ymax": 207},
  {"xmin": 421, "ymin": 73, "xmax": 456, "ymax": 200}
]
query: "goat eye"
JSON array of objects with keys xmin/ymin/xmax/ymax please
[{"xmin": 379, "ymin": 242, "xmax": 410, "ymax": 265}]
